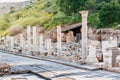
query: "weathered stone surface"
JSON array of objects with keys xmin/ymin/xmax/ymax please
[
  {"xmin": 116, "ymin": 55, "xmax": 120, "ymax": 67},
  {"xmin": 86, "ymin": 41, "xmax": 99, "ymax": 63},
  {"xmin": 38, "ymin": 72, "xmax": 56, "ymax": 78},
  {"xmin": 88, "ymin": 28, "xmax": 120, "ymax": 41},
  {"xmin": 66, "ymin": 31, "xmax": 75, "ymax": 43},
  {"xmin": 53, "ymin": 77, "xmax": 74, "ymax": 80},
  {"xmin": 61, "ymin": 33, "xmax": 66, "ymax": 42},
  {"xmin": 53, "ymin": 32, "xmax": 57, "ymax": 42}
]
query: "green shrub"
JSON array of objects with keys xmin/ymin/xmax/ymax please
[
  {"xmin": 0, "ymin": 18, "xmax": 10, "ymax": 30},
  {"xmin": 99, "ymin": 1, "xmax": 120, "ymax": 28},
  {"xmin": 88, "ymin": 13, "xmax": 100, "ymax": 28},
  {"xmin": 12, "ymin": 16, "xmax": 41, "ymax": 28}
]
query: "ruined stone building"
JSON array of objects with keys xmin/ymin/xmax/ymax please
[{"xmin": 52, "ymin": 23, "xmax": 82, "ymax": 43}]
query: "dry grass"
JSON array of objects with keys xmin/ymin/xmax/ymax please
[{"xmin": 6, "ymin": 25, "xmax": 24, "ymax": 36}]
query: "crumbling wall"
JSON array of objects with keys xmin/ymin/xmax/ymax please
[{"xmin": 88, "ymin": 28, "xmax": 120, "ymax": 41}]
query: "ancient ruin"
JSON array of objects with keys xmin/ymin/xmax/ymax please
[{"xmin": 0, "ymin": 10, "xmax": 120, "ymax": 79}]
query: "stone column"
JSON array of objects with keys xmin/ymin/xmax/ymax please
[
  {"xmin": 5, "ymin": 36, "xmax": 9, "ymax": 49},
  {"xmin": 47, "ymin": 38, "xmax": 52, "ymax": 56},
  {"xmin": 2, "ymin": 37, "xmax": 5, "ymax": 49},
  {"xmin": 20, "ymin": 34, "xmax": 24, "ymax": 49},
  {"xmin": 14, "ymin": 37, "xmax": 18, "ymax": 48},
  {"xmin": 32, "ymin": 27, "xmax": 37, "ymax": 48},
  {"xmin": 7, "ymin": 36, "xmax": 10, "ymax": 49},
  {"xmin": 5, "ymin": 36, "xmax": 7, "ymax": 48},
  {"xmin": 10, "ymin": 37, "xmax": 14, "ymax": 49},
  {"xmin": 1, "ymin": 37, "xmax": 5, "ymax": 49},
  {"xmin": 27, "ymin": 26, "xmax": 31, "ymax": 54},
  {"xmin": 39, "ymin": 34, "xmax": 43, "ymax": 53},
  {"xmin": 7, "ymin": 36, "xmax": 11, "ymax": 49},
  {"xmin": 44, "ymin": 39, "xmax": 47, "ymax": 51},
  {"xmin": 0, "ymin": 37, "xmax": 1, "ymax": 49},
  {"xmin": 57, "ymin": 26, "xmax": 62, "ymax": 54},
  {"xmin": 79, "ymin": 11, "xmax": 88, "ymax": 62},
  {"xmin": 0, "ymin": 37, "xmax": 1, "ymax": 60}
]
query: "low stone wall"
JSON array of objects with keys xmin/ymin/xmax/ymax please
[{"xmin": 88, "ymin": 28, "xmax": 120, "ymax": 41}]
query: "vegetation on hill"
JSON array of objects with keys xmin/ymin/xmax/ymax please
[{"xmin": 0, "ymin": 0, "xmax": 120, "ymax": 36}]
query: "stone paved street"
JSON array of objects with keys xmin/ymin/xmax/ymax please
[{"xmin": 0, "ymin": 52, "xmax": 120, "ymax": 80}]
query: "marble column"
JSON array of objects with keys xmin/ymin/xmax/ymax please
[
  {"xmin": 57, "ymin": 26, "xmax": 62, "ymax": 54},
  {"xmin": 47, "ymin": 38, "xmax": 52, "ymax": 56},
  {"xmin": 10, "ymin": 37, "xmax": 14, "ymax": 49},
  {"xmin": 4, "ymin": 36, "xmax": 7, "ymax": 48},
  {"xmin": 5, "ymin": 36, "xmax": 10, "ymax": 49},
  {"xmin": 27, "ymin": 26, "xmax": 31, "ymax": 54},
  {"xmin": 5, "ymin": 36, "xmax": 9, "ymax": 49},
  {"xmin": 79, "ymin": 11, "xmax": 88, "ymax": 62},
  {"xmin": 20, "ymin": 34, "xmax": 24, "ymax": 49},
  {"xmin": 39, "ymin": 34, "xmax": 43, "ymax": 52},
  {"xmin": 7, "ymin": 36, "xmax": 11, "ymax": 49},
  {"xmin": 2, "ymin": 37, "xmax": 5, "ymax": 49},
  {"xmin": 32, "ymin": 27, "xmax": 37, "ymax": 48},
  {"xmin": 0, "ymin": 37, "xmax": 1, "ymax": 49}
]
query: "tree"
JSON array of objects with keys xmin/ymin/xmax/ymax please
[
  {"xmin": 99, "ymin": 1, "xmax": 120, "ymax": 28},
  {"xmin": 57, "ymin": 0, "xmax": 87, "ymax": 16},
  {"xmin": 96, "ymin": 0, "xmax": 111, "ymax": 3},
  {"xmin": 86, "ymin": 0, "xmax": 98, "ymax": 13}
]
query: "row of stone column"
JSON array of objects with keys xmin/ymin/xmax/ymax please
[
  {"xmin": 0, "ymin": 11, "xmax": 87, "ymax": 61},
  {"xmin": 0, "ymin": 25, "xmax": 63, "ymax": 55}
]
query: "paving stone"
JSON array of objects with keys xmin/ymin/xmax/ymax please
[
  {"xmin": 0, "ymin": 52, "xmax": 120, "ymax": 80},
  {"xmin": 52, "ymin": 77, "xmax": 74, "ymax": 80},
  {"xmin": 38, "ymin": 72, "xmax": 56, "ymax": 78}
]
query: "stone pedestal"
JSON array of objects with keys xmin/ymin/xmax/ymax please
[
  {"xmin": 86, "ymin": 41, "xmax": 99, "ymax": 63},
  {"xmin": 102, "ymin": 38, "xmax": 117, "ymax": 52},
  {"xmin": 103, "ymin": 49, "xmax": 112, "ymax": 68},
  {"xmin": 102, "ymin": 38, "xmax": 118, "ymax": 67},
  {"xmin": 116, "ymin": 55, "xmax": 120, "ymax": 67},
  {"xmin": 103, "ymin": 48, "xmax": 120, "ymax": 68},
  {"xmin": 111, "ymin": 48, "xmax": 120, "ymax": 67}
]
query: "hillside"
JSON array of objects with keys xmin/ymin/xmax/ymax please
[
  {"xmin": 0, "ymin": 1, "xmax": 30, "ymax": 16},
  {"xmin": 0, "ymin": 0, "xmax": 120, "ymax": 36}
]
